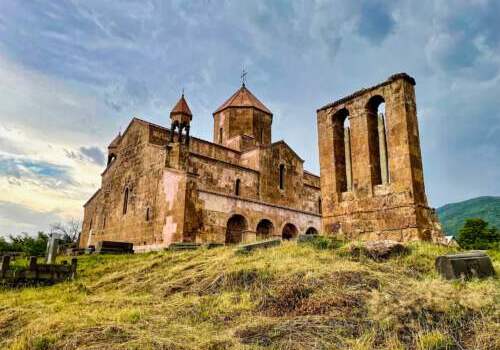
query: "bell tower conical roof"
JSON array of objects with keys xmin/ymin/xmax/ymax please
[{"xmin": 170, "ymin": 94, "xmax": 192, "ymax": 120}]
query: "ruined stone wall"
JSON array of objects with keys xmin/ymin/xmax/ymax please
[{"xmin": 317, "ymin": 73, "xmax": 442, "ymax": 242}]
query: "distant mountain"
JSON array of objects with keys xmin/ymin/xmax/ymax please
[{"xmin": 436, "ymin": 196, "xmax": 500, "ymax": 236}]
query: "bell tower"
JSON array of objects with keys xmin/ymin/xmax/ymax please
[{"xmin": 169, "ymin": 93, "xmax": 192, "ymax": 145}]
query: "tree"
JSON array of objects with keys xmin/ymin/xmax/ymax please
[
  {"xmin": 8, "ymin": 232, "xmax": 49, "ymax": 256},
  {"xmin": 0, "ymin": 236, "xmax": 12, "ymax": 252},
  {"xmin": 49, "ymin": 219, "xmax": 82, "ymax": 245},
  {"xmin": 456, "ymin": 218, "xmax": 500, "ymax": 250}
]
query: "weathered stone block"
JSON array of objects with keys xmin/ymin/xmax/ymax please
[
  {"xmin": 435, "ymin": 252, "xmax": 495, "ymax": 280},
  {"xmin": 236, "ymin": 239, "xmax": 281, "ymax": 253},
  {"xmin": 349, "ymin": 240, "xmax": 408, "ymax": 260}
]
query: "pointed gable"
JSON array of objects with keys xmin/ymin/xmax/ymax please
[{"xmin": 213, "ymin": 85, "xmax": 272, "ymax": 115}]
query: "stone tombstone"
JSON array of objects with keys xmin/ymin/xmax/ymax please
[
  {"xmin": 435, "ymin": 251, "xmax": 495, "ymax": 280},
  {"xmin": 46, "ymin": 233, "xmax": 63, "ymax": 264}
]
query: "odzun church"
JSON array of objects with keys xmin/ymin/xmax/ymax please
[{"xmin": 80, "ymin": 73, "xmax": 443, "ymax": 252}]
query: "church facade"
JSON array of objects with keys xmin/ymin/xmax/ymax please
[{"xmin": 79, "ymin": 83, "xmax": 322, "ymax": 252}]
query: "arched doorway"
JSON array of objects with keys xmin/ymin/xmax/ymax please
[
  {"xmin": 226, "ymin": 214, "xmax": 247, "ymax": 244},
  {"xmin": 282, "ymin": 223, "xmax": 298, "ymax": 240},
  {"xmin": 256, "ymin": 219, "xmax": 274, "ymax": 240},
  {"xmin": 305, "ymin": 227, "xmax": 318, "ymax": 235}
]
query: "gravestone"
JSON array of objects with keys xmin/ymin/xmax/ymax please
[
  {"xmin": 46, "ymin": 233, "xmax": 63, "ymax": 264},
  {"xmin": 435, "ymin": 251, "xmax": 495, "ymax": 280},
  {"xmin": 95, "ymin": 241, "xmax": 134, "ymax": 254}
]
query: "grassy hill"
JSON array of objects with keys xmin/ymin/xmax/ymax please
[
  {"xmin": 437, "ymin": 196, "xmax": 500, "ymax": 236},
  {"xmin": 0, "ymin": 241, "xmax": 499, "ymax": 350}
]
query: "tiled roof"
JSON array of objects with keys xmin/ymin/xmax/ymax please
[
  {"xmin": 213, "ymin": 85, "xmax": 272, "ymax": 115},
  {"xmin": 171, "ymin": 94, "xmax": 192, "ymax": 116}
]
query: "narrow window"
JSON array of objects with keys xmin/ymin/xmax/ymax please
[
  {"xmin": 102, "ymin": 216, "xmax": 106, "ymax": 229},
  {"xmin": 318, "ymin": 198, "xmax": 322, "ymax": 214},
  {"xmin": 123, "ymin": 188, "xmax": 129, "ymax": 215},
  {"xmin": 260, "ymin": 128, "xmax": 264, "ymax": 143},
  {"xmin": 146, "ymin": 208, "xmax": 150, "ymax": 221},
  {"xmin": 89, "ymin": 219, "xmax": 93, "ymax": 230},
  {"xmin": 235, "ymin": 179, "xmax": 241, "ymax": 196},
  {"xmin": 219, "ymin": 128, "xmax": 223, "ymax": 143},
  {"xmin": 279, "ymin": 164, "xmax": 285, "ymax": 190}
]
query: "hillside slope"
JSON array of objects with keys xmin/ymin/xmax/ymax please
[
  {"xmin": 437, "ymin": 196, "xmax": 500, "ymax": 236},
  {"xmin": 0, "ymin": 242, "xmax": 499, "ymax": 350}
]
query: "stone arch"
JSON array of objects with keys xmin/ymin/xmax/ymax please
[
  {"xmin": 332, "ymin": 108, "xmax": 352, "ymax": 193},
  {"xmin": 225, "ymin": 214, "xmax": 248, "ymax": 244},
  {"xmin": 256, "ymin": 219, "xmax": 274, "ymax": 240},
  {"xmin": 305, "ymin": 227, "xmax": 319, "ymax": 235},
  {"xmin": 366, "ymin": 95, "xmax": 388, "ymax": 185},
  {"xmin": 282, "ymin": 223, "xmax": 298, "ymax": 240}
]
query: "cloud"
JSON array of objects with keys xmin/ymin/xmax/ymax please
[
  {"xmin": 0, "ymin": 0, "xmax": 498, "ymax": 237},
  {"xmin": 79, "ymin": 146, "xmax": 106, "ymax": 166},
  {"xmin": 357, "ymin": 0, "xmax": 395, "ymax": 43},
  {"xmin": 0, "ymin": 201, "xmax": 63, "ymax": 236}
]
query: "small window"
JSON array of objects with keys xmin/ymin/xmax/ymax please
[
  {"xmin": 318, "ymin": 198, "xmax": 322, "ymax": 214},
  {"xmin": 146, "ymin": 207, "xmax": 151, "ymax": 221},
  {"xmin": 279, "ymin": 164, "xmax": 285, "ymax": 190},
  {"xmin": 123, "ymin": 188, "xmax": 129, "ymax": 215},
  {"xmin": 89, "ymin": 219, "xmax": 93, "ymax": 230},
  {"xmin": 102, "ymin": 216, "xmax": 106, "ymax": 229},
  {"xmin": 235, "ymin": 179, "xmax": 241, "ymax": 196},
  {"xmin": 219, "ymin": 128, "xmax": 223, "ymax": 143}
]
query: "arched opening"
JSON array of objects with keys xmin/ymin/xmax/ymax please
[
  {"xmin": 279, "ymin": 164, "xmax": 285, "ymax": 190},
  {"xmin": 282, "ymin": 223, "xmax": 298, "ymax": 240},
  {"xmin": 256, "ymin": 219, "xmax": 274, "ymax": 240},
  {"xmin": 305, "ymin": 227, "xmax": 319, "ymax": 235},
  {"xmin": 225, "ymin": 214, "xmax": 247, "ymax": 244},
  {"xmin": 123, "ymin": 188, "xmax": 129, "ymax": 215},
  {"xmin": 332, "ymin": 108, "xmax": 352, "ymax": 193},
  {"xmin": 366, "ymin": 95, "xmax": 389, "ymax": 185},
  {"xmin": 235, "ymin": 179, "xmax": 241, "ymax": 196},
  {"xmin": 107, "ymin": 153, "xmax": 117, "ymax": 166}
]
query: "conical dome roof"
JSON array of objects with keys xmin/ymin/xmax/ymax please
[
  {"xmin": 170, "ymin": 94, "xmax": 192, "ymax": 118},
  {"xmin": 213, "ymin": 85, "xmax": 272, "ymax": 115}
]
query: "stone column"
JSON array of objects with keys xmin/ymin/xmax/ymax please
[
  {"xmin": 344, "ymin": 127, "xmax": 352, "ymax": 191},
  {"xmin": 378, "ymin": 113, "xmax": 389, "ymax": 184}
]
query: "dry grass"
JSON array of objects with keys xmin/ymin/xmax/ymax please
[{"xmin": 0, "ymin": 241, "xmax": 498, "ymax": 350}]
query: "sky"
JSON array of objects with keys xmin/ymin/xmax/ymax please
[{"xmin": 0, "ymin": 0, "xmax": 499, "ymax": 236}]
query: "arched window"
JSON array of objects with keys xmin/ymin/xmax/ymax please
[
  {"xmin": 219, "ymin": 128, "xmax": 223, "ymax": 143},
  {"xmin": 123, "ymin": 188, "xmax": 129, "ymax": 215},
  {"xmin": 366, "ymin": 96, "xmax": 389, "ymax": 185},
  {"xmin": 279, "ymin": 164, "xmax": 285, "ymax": 190},
  {"xmin": 146, "ymin": 207, "xmax": 151, "ymax": 221},
  {"xmin": 332, "ymin": 108, "xmax": 352, "ymax": 192},
  {"xmin": 235, "ymin": 179, "xmax": 241, "ymax": 196}
]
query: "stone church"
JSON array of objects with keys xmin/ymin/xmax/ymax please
[
  {"xmin": 80, "ymin": 82, "xmax": 322, "ymax": 252},
  {"xmin": 79, "ymin": 73, "xmax": 442, "ymax": 251}
]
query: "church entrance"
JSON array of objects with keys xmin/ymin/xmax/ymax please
[
  {"xmin": 256, "ymin": 219, "xmax": 274, "ymax": 240},
  {"xmin": 282, "ymin": 223, "xmax": 298, "ymax": 240},
  {"xmin": 225, "ymin": 214, "xmax": 247, "ymax": 244}
]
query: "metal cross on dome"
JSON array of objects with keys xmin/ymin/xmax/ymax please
[{"xmin": 241, "ymin": 68, "xmax": 247, "ymax": 87}]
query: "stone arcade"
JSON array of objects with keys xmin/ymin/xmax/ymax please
[{"xmin": 79, "ymin": 73, "xmax": 442, "ymax": 251}]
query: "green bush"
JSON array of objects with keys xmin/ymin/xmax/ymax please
[
  {"xmin": 3, "ymin": 232, "xmax": 48, "ymax": 256},
  {"xmin": 456, "ymin": 218, "xmax": 499, "ymax": 250}
]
